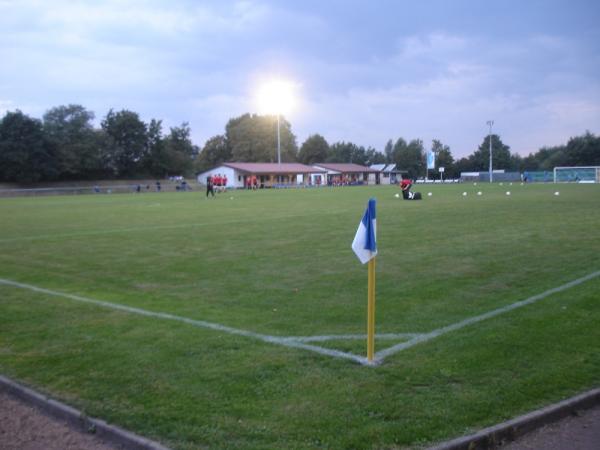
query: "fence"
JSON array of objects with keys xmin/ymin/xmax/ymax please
[{"xmin": 0, "ymin": 181, "xmax": 194, "ymax": 198}]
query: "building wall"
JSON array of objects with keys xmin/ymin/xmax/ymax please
[
  {"xmin": 381, "ymin": 172, "xmax": 395, "ymax": 185},
  {"xmin": 309, "ymin": 173, "xmax": 325, "ymax": 185},
  {"xmin": 197, "ymin": 166, "xmax": 330, "ymax": 188},
  {"xmin": 197, "ymin": 167, "xmax": 239, "ymax": 188}
]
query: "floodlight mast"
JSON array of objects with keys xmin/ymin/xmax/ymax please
[
  {"xmin": 277, "ymin": 113, "xmax": 281, "ymax": 164},
  {"xmin": 487, "ymin": 120, "xmax": 494, "ymax": 183}
]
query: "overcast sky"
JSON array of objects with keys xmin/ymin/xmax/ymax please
[{"xmin": 1, "ymin": 0, "xmax": 599, "ymax": 158}]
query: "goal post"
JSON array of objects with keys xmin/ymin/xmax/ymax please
[{"xmin": 553, "ymin": 166, "xmax": 600, "ymax": 183}]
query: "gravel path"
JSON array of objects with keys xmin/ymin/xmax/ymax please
[
  {"xmin": 0, "ymin": 391, "xmax": 117, "ymax": 450},
  {"xmin": 501, "ymin": 404, "xmax": 600, "ymax": 450},
  {"xmin": 1, "ymin": 387, "xmax": 599, "ymax": 450}
]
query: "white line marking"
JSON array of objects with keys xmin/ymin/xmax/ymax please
[
  {"xmin": 375, "ymin": 270, "xmax": 600, "ymax": 360},
  {"xmin": 2, "ymin": 270, "xmax": 598, "ymax": 366},
  {"xmin": 0, "ymin": 278, "xmax": 368, "ymax": 365},
  {"xmin": 282, "ymin": 333, "xmax": 423, "ymax": 342}
]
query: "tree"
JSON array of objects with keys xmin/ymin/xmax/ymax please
[
  {"xmin": 393, "ymin": 138, "xmax": 424, "ymax": 179},
  {"xmin": 195, "ymin": 135, "xmax": 231, "ymax": 173},
  {"xmin": 163, "ymin": 122, "xmax": 196, "ymax": 176},
  {"xmin": 226, "ymin": 113, "xmax": 298, "ymax": 162},
  {"xmin": 298, "ymin": 134, "xmax": 329, "ymax": 165},
  {"xmin": 143, "ymin": 119, "xmax": 168, "ymax": 177},
  {"xmin": 101, "ymin": 109, "xmax": 148, "ymax": 176},
  {"xmin": 564, "ymin": 131, "xmax": 600, "ymax": 166},
  {"xmin": 453, "ymin": 156, "xmax": 473, "ymax": 176},
  {"xmin": 391, "ymin": 137, "xmax": 407, "ymax": 163},
  {"xmin": 0, "ymin": 110, "xmax": 57, "ymax": 182},
  {"xmin": 471, "ymin": 134, "xmax": 513, "ymax": 171},
  {"xmin": 384, "ymin": 139, "xmax": 394, "ymax": 163},
  {"xmin": 365, "ymin": 147, "xmax": 386, "ymax": 165},
  {"xmin": 510, "ymin": 153, "xmax": 524, "ymax": 172},
  {"xmin": 431, "ymin": 139, "xmax": 455, "ymax": 178},
  {"xmin": 42, "ymin": 104, "xmax": 101, "ymax": 179},
  {"xmin": 520, "ymin": 132, "xmax": 600, "ymax": 171},
  {"xmin": 327, "ymin": 141, "xmax": 366, "ymax": 164}
]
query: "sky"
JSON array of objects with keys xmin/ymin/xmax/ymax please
[{"xmin": 1, "ymin": 0, "xmax": 599, "ymax": 158}]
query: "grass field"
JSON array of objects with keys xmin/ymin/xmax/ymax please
[{"xmin": 1, "ymin": 182, "xmax": 599, "ymax": 449}]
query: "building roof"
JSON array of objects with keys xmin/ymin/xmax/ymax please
[
  {"xmin": 371, "ymin": 163, "xmax": 399, "ymax": 173},
  {"xmin": 222, "ymin": 162, "xmax": 325, "ymax": 174},
  {"xmin": 313, "ymin": 163, "xmax": 377, "ymax": 173}
]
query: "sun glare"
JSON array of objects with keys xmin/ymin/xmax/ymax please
[{"xmin": 255, "ymin": 78, "xmax": 297, "ymax": 116}]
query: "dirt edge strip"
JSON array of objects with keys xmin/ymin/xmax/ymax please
[
  {"xmin": 0, "ymin": 374, "xmax": 171, "ymax": 450},
  {"xmin": 428, "ymin": 387, "xmax": 600, "ymax": 450}
]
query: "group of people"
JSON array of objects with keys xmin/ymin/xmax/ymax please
[
  {"xmin": 211, "ymin": 174, "xmax": 228, "ymax": 190},
  {"xmin": 136, "ymin": 183, "xmax": 162, "ymax": 193},
  {"xmin": 205, "ymin": 174, "xmax": 228, "ymax": 197},
  {"xmin": 245, "ymin": 175, "xmax": 259, "ymax": 190},
  {"xmin": 328, "ymin": 175, "xmax": 360, "ymax": 186}
]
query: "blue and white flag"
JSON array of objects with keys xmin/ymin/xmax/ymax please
[
  {"xmin": 352, "ymin": 198, "xmax": 377, "ymax": 264},
  {"xmin": 427, "ymin": 152, "xmax": 436, "ymax": 170}
]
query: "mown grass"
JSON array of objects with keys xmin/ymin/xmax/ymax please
[{"xmin": 0, "ymin": 182, "xmax": 599, "ymax": 449}]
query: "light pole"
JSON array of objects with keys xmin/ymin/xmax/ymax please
[
  {"xmin": 277, "ymin": 113, "xmax": 281, "ymax": 164},
  {"xmin": 256, "ymin": 78, "xmax": 295, "ymax": 164},
  {"xmin": 486, "ymin": 120, "xmax": 494, "ymax": 183}
]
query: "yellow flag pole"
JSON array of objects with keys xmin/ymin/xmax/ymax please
[{"xmin": 367, "ymin": 256, "xmax": 376, "ymax": 362}]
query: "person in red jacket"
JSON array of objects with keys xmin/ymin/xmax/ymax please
[{"xmin": 400, "ymin": 178, "xmax": 421, "ymax": 200}]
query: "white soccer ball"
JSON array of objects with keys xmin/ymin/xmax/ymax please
[
  {"xmin": 395, "ymin": 193, "xmax": 400, "ymax": 198},
  {"xmin": 462, "ymin": 192, "xmax": 467, "ymax": 196},
  {"xmin": 230, "ymin": 196, "xmax": 234, "ymax": 200},
  {"xmin": 427, "ymin": 192, "xmax": 432, "ymax": 197},
  {"xmin": 477, "ymin": 191, "xmax": 482, "ymax": 196},
  {"xmin": 554, "ymin": 191, "xmax": 560, "ymax": 196},
  {"xmin": 506, "ymin": 191, "xmax": 511, "ymax": 196},
  {"xmin": 473, "ymin": 182, "xmax": 477, "ymax": 186}
]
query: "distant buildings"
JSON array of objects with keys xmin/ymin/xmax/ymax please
[
  {"xmin": 369, "ymin": 164, "xmax": 404, "ymax": 185},
  {"xmin": 312, "ymin": 163, "xmax": 377, "ymax": 186},
  {"xmin": 197, "ymin": 162, "xmax": 378, "ymax": 188}
]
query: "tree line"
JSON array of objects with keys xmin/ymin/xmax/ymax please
[
  {"xmin": 0, "ymin": 105, "xmax": 197, "ymax": 182},
  {"xmin": 1, "ymin": 105, "xmax": 598, "ymax": 183}
]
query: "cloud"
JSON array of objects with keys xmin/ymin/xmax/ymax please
[
  {"xmin": 395, "ymin": 32, "xmax": 468, "ymax": 61},
  {"xmin": 1, "ymin": 3, "xmax": 598, "ymax": 160},
  {"xmin": 0, "ymin": 99, "xmax": 15, "ymax": 117}
]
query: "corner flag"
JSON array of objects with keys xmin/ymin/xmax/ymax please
[
  {"xmin": 352, "ymin": 198, "xmax": 377, "ymax": 264},
  {"xmin": 352, "ymin": 199, "xmax": 378, "ymax": 363}
]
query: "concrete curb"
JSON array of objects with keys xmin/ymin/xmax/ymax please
[
  {"xmin": 0, "ymin": 374, "xmax": 171, "ymax": 450},
  {"xmin": 428, "ymin": 387, "xmax": 600, "ymax": 450}
]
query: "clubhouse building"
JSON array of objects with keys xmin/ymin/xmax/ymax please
[
  {"xmin": 197, "ymin": 162, "xmax": 377, "ymax": 188},
  {"xmin": 369, "ymin": 163, "xmax": 405, "ymax": 185},
  {"xmin": 311, "ymin": 163, "xmax": 378, "ymax": 186},
  {"xmin": 197, "ymin": 162, "xmax": 326, "ymax": 189}
]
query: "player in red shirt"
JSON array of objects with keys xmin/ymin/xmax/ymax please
[{"xmin": 400, "ymin": 178, "xmax": 421, "ymax": 200}]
